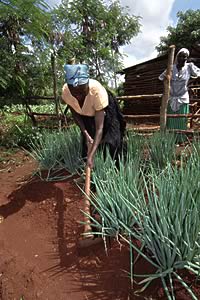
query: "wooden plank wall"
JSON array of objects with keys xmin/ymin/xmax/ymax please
[
  {"xmin": 121, "ymin": 53, "xmax": 200, "ymax": 120},
  {"xmin": 122, "ymin": 55, "xmax": 167, "ymax": 117},
  {"xmin": 123, "ymin": 56, "xmax": 167, "ymax": 97}
]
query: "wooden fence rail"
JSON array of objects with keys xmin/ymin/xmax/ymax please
[
  {"xmin": 124, "ymin": 114, "xmax": 200, "ymax": 119},
  {"xmin": 116, "ymin": 94, "xmax": 162, "ymax": 100}
]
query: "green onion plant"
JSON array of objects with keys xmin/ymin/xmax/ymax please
[
  {"xmin": 147, "ymin": 131, "xmax": 176, "ymax": 169},
  {"xmin": 119, "ymin": 161, "xmax": 200, "ymax": 299},
  {"xmin": 84, "ymin": 132, "xmax": 200, "ymax": 300},
  {"xmin": 29, "ymin": 126, "xmax": 83, "ymax": 180}
]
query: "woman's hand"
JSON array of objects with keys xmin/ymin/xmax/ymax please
[
  {"xmin": 84, "ymin": 132, "xmax": 94, "ymax": 168},
  {"xmin": 86, "ymin": 140, "xmax": 94, "ymax": 168},
  {"xmin": 84, "ymin": 130, "xmax": 93, "ymax": 145},
  {"xmin": 87, "ymin": 154, "xmax": 94, "ymax": 169},
  {"xmin": 86, "ymin": 136, "xmax": 94, "ymax": 146},
  {"xmin": 83, "ymin": 110, "xmax": 105, "ymax": 169},
  {"xmin": 87, "ymin": 139, "xmax": 93, "ymax": 155},
  {"xmin": 86, "ymin": 110, "xmax": 105, "ymax": 169}
]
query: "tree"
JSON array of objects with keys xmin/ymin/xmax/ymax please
[
  {"xmin": 53, "ymin": 0, "xmax": 141, "ymax": 84},
  {"xmin": 0, "ymin": 0, "xmax": 50, "ymax": 101},
  {"xmin": 0, "ymin": 0, "xmax": 141, "ymax": 104},
  {"xmin": 156, "ymin": 9, "xmax": 200, "ymax": 55}
]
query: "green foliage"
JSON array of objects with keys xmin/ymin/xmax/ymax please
[
  {"xmin": 29, "ymin": 126, "xmax": 83, "ymax": 180},
  {"xmin": 89, "ymin": 146, "xmax": 144, "ymax": 237},
  {"xmin": 0, "ymin": 103, "xmax": 70, "ymax": 149},
  {"xmin": 122, "ymin": 157, "xmax": 200, "ymax": 299},
  {"xmin": 147, "ymin": 131, "xmax": 177, "ymax": 169},
  {"xmin": 8, "ymin": 124, "xmax": 43, "ymax": 149},
  {"xmin": 0, "ymin": 0, "xmax": 51, "ymax": 100},
  {"xmin": 84, "ymin": 137, "xmax": 200, "ymax": 299},
  {"xmin": 0, "ymin": 103, "xmax": 67, "ymax": 113},
  {"xmin": 126, "ymin": 130, "xmax": 145, "ymax": 162},
  {"xmin": 0, "ymin": 112, "xmax": 42, "ymax": 148},
  {"xmin": 156, "ymin": 9, "xmax": 200, "ymax": 54},
  {"xmin": 1, "ymin": 0, "xmax": 140, "ymax": 104},
  {"xmin": 52, "ymin": 0, "xmax": 141, "ymax": 83}
]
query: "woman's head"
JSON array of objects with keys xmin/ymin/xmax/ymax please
[
  {"xmin": 64, "ymin": 64, "xmax": 89, "ymax": 87},
  {"xmin": 176, "ymin": 48, "xmax": 190, "ymax": 67},
  {"xmin": 64, "ymin": 64, "xmax": 90, "ymax": 101},
  {"xmin": 68, "ymin": 83, "xmax": 89, "ymax": 101}
]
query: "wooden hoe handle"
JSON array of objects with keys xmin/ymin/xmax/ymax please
[
  {"xmin": 85, "ymin": 166, "xmax": 91, "ymax": 196},
  {"xmin": 83, "ymin": 166, "xmax": 93, "ymax": 236},
  {"xmin": 78, "ymin": 166, "xmax": 103, "ymax": 248}
]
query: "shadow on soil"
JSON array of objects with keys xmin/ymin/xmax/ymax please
[{"xmin": 0, "ymin": 177, "xmax": 62, "ymax": 218}]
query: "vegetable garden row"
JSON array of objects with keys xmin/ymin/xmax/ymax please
[{"xmin": 29, "ymin": 126, "xmax": 200, "ymax": 300}]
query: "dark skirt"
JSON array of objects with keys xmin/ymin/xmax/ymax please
[{"xmin": 80, "ymin": 90, "xmax": 126, "ymax": 161}]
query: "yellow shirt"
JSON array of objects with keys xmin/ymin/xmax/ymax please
[{"xmin": 62, "ymin": 79, "xmax": 108, "ymax": 116}]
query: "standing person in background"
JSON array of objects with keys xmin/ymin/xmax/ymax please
[
  {"xmin": 62, "ymin": 63, "xmax": 126, "ymax": 169},
  {"xmin": 159, "ymin": 48, "xmax": 200, "ymax": 143}
]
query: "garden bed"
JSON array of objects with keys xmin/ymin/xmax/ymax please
[{"xmin": 0, "ymin": 149, "xmax": 200, "ymax": 299}]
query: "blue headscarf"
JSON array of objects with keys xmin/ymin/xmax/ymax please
[{"xmin": 64, "ymin": 64, "xmax": 89, "ymax": 87}]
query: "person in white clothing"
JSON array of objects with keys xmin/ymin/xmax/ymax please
[{"xmin": 159, "ymin": 48, "xmax": 200, "ymax": 142}]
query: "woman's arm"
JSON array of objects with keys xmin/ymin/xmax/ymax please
[
  {"xmin": 158, "ymin": 69, "xmax": 167, "ymax": 81},
  {"xmin": 87, "ymin": 109, "xmax": 105, "ymax": 168},
  {"xmin": 69, "ymin": 106, "xmax": 93, "ymax": 143},
  {"xmin": 189, "ymin": 62, "xmax": 200, "ymax": 78}
]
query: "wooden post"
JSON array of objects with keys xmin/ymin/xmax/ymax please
[
  {"xmin": 51, "ymin": 49, "xmax": 59, "ymax": 123},
  {"xmin": 160, "ymin": 45, "xmax": 175, "ymax": 132}
]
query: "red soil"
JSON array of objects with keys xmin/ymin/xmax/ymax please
[{"xmin": 0, "ymin": 149, "xmax": 200, "ymax": 300}]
